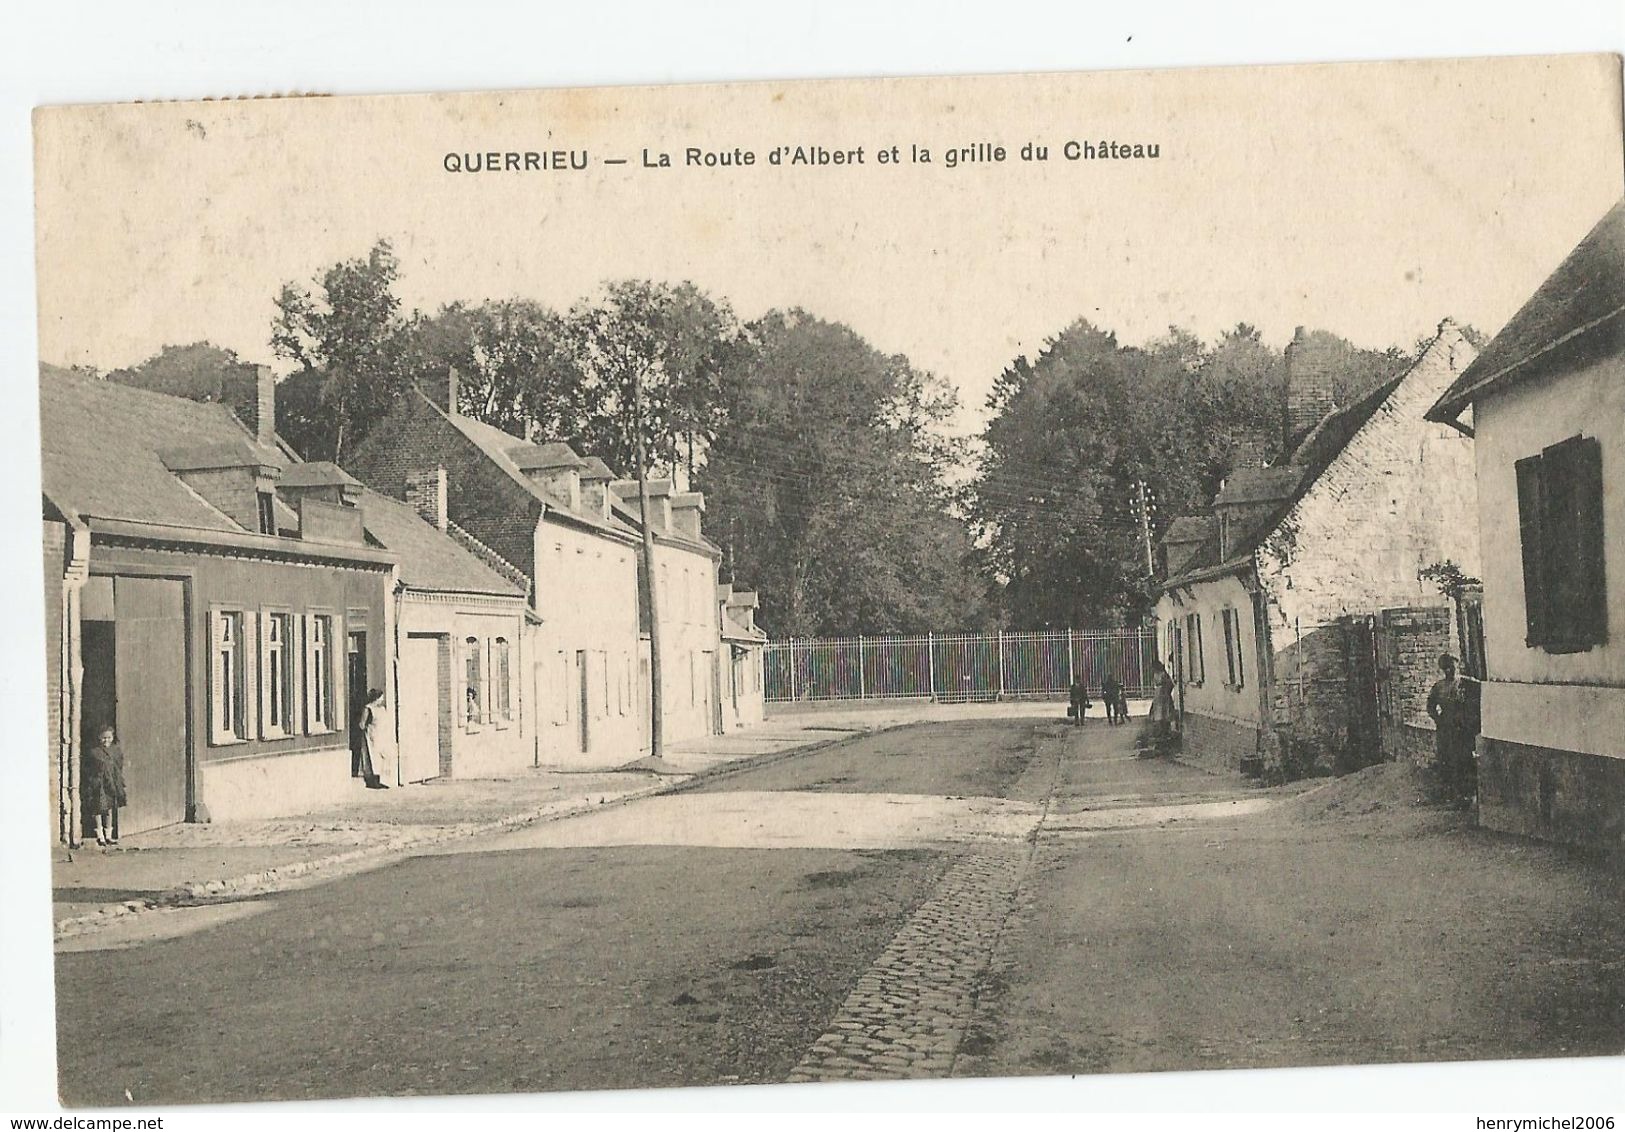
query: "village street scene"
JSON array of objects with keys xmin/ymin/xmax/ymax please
[{"xmin": 24, "ymin": 65, "xmax": 1625, "ymax": 1108}]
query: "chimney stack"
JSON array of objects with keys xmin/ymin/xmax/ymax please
[
  {"xmin": 224, "ymin": 363, "xmax": 278, "ymax": 447},
  {"xmin": 579, "ymin": 456, "xmax": 616, "ymax": 519},
  {"xmin": 1283, "ymin": 327, "xmax": 1339, "ymax": 448},
  {"xmin": 671, "ymin": 492, "xmax": 705, "ymax": 540},
  {"xmin": 405, "ymin": 466, "xmax": 449, "ymax": 530},
  {"xmin": 422, "ymin": 366, "xmax": 461, "ymax": 416}
]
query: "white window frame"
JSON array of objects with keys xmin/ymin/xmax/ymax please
[
  {"xmin": 492, "ymin": 635, "xmax": 513, "ymax": 726},
  {"xmin": 304, "ymin": 612, "xmax": 336, "ymax": 734},
  {"xmin": 211, "ymin": 608, "xmax": 249, "ymax": 745},
  {"xmin": 464, "ymin": 635, "xmax": 485, "ymax": 732},
  {"xmin": 261, "ymin": 609, "xmax": 296, "ymax": 738}
]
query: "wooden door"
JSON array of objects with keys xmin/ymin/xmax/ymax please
[
  {"xmin": 112, "ymin": 576, "xmax": 188, "ymax": 834},
  {"xmin": 399, "ymin": 634, "xmax": 443, "ymax": 782}
]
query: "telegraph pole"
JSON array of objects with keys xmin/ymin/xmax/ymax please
[
  {"xmin": 633, "ymin": 366, "xmax": 664, "ymax": 760},
  {"xmin": 1135, "ymin": 479, "xmax": 1156, "ymax": 576}
]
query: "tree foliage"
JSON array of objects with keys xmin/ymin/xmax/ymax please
[
  {"xmin": 104, "ymin": 342, "xmax": 244, "ymax": 401},
  {"xmin": 271, "ymin": 240, "xmax": 410, "ymax": 460},
  {"xmin": 975, "ymin": 320, "xmax": 1412, "ymax": 629},
  {"xmin": 697, "ymin": 309, "xmax": 992, "ymax": 637}
]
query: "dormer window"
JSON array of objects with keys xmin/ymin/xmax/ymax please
[{"xmin": 257, "ymin": 490, "xmax": 276, "ymax": 535}]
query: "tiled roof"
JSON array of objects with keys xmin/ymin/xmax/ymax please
[
  {"xmin": 1212, "ymin": 467, "xmax": 1303, "ymax": 507},
  {"xmin": 721, "ymin": 608, "xmax": 767, "ymax": 643},
  {"xmin": 356, "ymin": 488, "xmax": 524, "ymax": 597},
  {"xmin": 580, "ymin": 456, "xmax": 616, "ymax": 481},
  {"xmin": 40, "ymin": 371, "xmax": 279, "ymax": 532},
  {"xmin": 1161, "ymin": 515, "xmax": 1217, "ymax": 545},
  {"xmin": 1428, "ymin": 198, "xmax": 1625, "ymax": 422},
  {"xmin": 281, "ymin": 461, "xmax": 361, "ymax": 488},
  {"xmin": 426, "ymin": 396, "xmax": 641, "ymax": 542},
  {"xmin": 509, "ymin": 441, "xmax": 587, "ymax": 471}
]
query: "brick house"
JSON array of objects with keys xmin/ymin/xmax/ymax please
[
  {"xmin": 41, "ymin": 368, "xmax": 395, "ymax": 840},
  {"xmin": 1155, "ymin": 320, "xmax": 1481, "ymax": 776},
  {"xmin": 346, "ymin": 373, "xmax": 650, "ymax": 767},
  {"xmin": 717, "ymin": 584, "xmax": 767, "ymax": 732},
  {"xmin": 1425, "ymin": 198, "xmax": 1624, "ymax": 848}
]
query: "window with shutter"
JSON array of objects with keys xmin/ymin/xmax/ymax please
[{"xmin": 1517, "ymin": 435, "xmax": 1607, "ymax": 653}]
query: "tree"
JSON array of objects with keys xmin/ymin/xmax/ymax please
[
  {"xmin": 271, "ymin": 240, "xmax": 410, "ymax": 461},
  {"xmin": 698, "ymin": 309, "xmax": 992, "ymax": 636},
  {"xmin": 104, "ymin": 342, "xmax": 243, "ymax": 401},
  {"xmin": 404, "ymin": 299, "xmax": 579, "ymax": 441},
  {"xmin": 550, "ymin": 280, "xmax": 740, "ymax": 478}
]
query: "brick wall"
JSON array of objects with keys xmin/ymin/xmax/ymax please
[
  {"xmin": 346, "ymin": 394, "xmax": 541, "ymax": 581},
  {"xmin": 1375, "ymin": 604, "xmax": 1451, "ymax": 768},
  {"xmin": 1267, "ymin": 618, "xmax": 1358, "ymax": 775},
  {"xmin": 1180, "ymin": 712, "xmax": 1261, "ymax": 774},
  {"xmin": 42, "ymin": 520, "xmax": 65, "ymax": 836}
]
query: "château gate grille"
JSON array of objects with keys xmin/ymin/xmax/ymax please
[{"xmin": 764, "ymin": 628, "xmax": 1157, "ymax": 704}]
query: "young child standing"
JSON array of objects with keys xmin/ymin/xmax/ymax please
[{"xmin": 82, "ymin": 724, "xmax": 128, "ymax": 847}]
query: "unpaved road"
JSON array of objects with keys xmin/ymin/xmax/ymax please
[{"xmin": 54, "ymin": 716, "xmax": 1625, "ymax": 1104}]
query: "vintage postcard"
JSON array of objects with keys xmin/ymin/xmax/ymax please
[{"xmin": 31, "ymin": 55, "xmax": 1625, "ymax": 1106}]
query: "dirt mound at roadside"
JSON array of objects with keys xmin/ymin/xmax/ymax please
[{"xmin": 1281, "ymin": 761, "xmax": 1442, "ymax": 822}]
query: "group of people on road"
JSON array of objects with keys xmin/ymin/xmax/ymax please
[{"xmin": 1065, "ymin": 673, "xmax": 1136, "ymax": 727}]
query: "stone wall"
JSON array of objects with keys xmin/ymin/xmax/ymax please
[
  {"xmin": 1479, "ymin": 736, "xmax": 1625, "ymax": 851},
  {"xmin": 1179, "ymin": 711, "xmax": 1261, "ymax": 774},
  {"xmin": 1375, "ymin": 604, "xmax": 1451, "ymax": 769}
]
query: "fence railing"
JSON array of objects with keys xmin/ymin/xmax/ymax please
[{"xmin": 764, "ymin": 628, "xmax": 1157, "ymax": 704}]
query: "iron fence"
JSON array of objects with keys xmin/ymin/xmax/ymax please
[{"xmin": 764, "ymin": 628, "xmax": 1158, "ymax": 704}]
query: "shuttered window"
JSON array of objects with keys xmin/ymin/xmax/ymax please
[
  {"xmin": 1185, "ymin": 613, "xmax": 1205, "ymax": 684},
  {"xmin": 1221, "ymin": 607, "xmax": 1245, "ymax": 688},
  {"xmin": 211, "ymin": 610, "xmax": 247, "ymax": 743},
  {"xmin": 1515, "ymin": 435, "xmax": 1607, "ymax": 653}
]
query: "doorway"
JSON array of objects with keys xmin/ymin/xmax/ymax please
[
  {"xmin": 96, "ymin": 576, "xmax": 188, "ymax": 836},
  {"xmin": 399, "ymin": 634, "xmax": 445, "ymax": 783},
  {"xmin": 346, "ymin": 631, "xmax": 368, "ymax": 778}
]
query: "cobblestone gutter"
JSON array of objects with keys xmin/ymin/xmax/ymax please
[{"xmin": 787, "ymin": 728, "xmax": 1066, "ymax": 1082}]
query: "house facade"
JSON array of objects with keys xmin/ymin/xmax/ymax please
[
  {"xmin": 1156, "ymin": 320, "xmax": 1481, "ymax": 776},
  {"xmin": 350, "ymin": 470, "xmax": 532, "ymax": 783},
  {"xmin": 41, "ymin": 369, "xmax": 395, "ymax": 840},
  {"xmin": 346, "ymin": 373, "xmax": 647, "ymax": 768},
  {"xmin": 1425, "ymin": 199, "xmax": 1625, "ymax": 849},
  {"xmin": 612, "ymin": 479, "xmax": 727, "ymax": 745},
  {"xmin": 718, "ymin": 584, "xmax": 767, "ymax": 732}
]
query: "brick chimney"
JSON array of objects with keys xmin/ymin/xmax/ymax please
[
  {"xmin": 406, "ymin": 466, "xmax": 449, "ymax": 530},
  {"xmin": 1283, "ymin": 327, "xmax": 1339, "ymax": 448},
  {"xmin": 422, "ymin": 366, "xmax": 461, "ymax": 416},
  {"xmin": 223, "ymin": 364, "xmax": 277, "ymax": 447}
]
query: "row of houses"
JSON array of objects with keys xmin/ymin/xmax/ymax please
[
  {"xmin": 41, "ymin": 363, "xmax": 768, "ymax": 843},
  {"xmin": 1154, "ymin": 197, "xmax": 1623, "ymax": 852}
]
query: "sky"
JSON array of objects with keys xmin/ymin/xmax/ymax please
[{"xmin": 32, "ymin": 56, "xmax": 1625, "ymax": 444}]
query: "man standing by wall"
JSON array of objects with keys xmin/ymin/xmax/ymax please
[{"xmin": 1427, "ymin": 653, "xmax": 1480, "ymax": 806}]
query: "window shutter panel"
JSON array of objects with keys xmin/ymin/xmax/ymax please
[
  {"xmin": 331, "ymin": 616, "xmax": 347, "ymax": 735},
  {"xmin": 209, "ymin": 610, "xmax": 223, "ymax": 740},
  {"xmin": 302, "ymin": 613, "xmax": 315, "ymax": 733},
  {"xmin": 241, "ymin": 611, "xmax": 259, "ymax": 741},
  {"xmin": 259, "ymin": 613, "xmax": 273, "ymax": 738},
  {"xmin": 1573, "ymin": 436, "xmax": 1607, "ymax": 646},
  {"xmin": 1515, "ymin": 454, "xmax": 1547, "ymax": 646}
]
